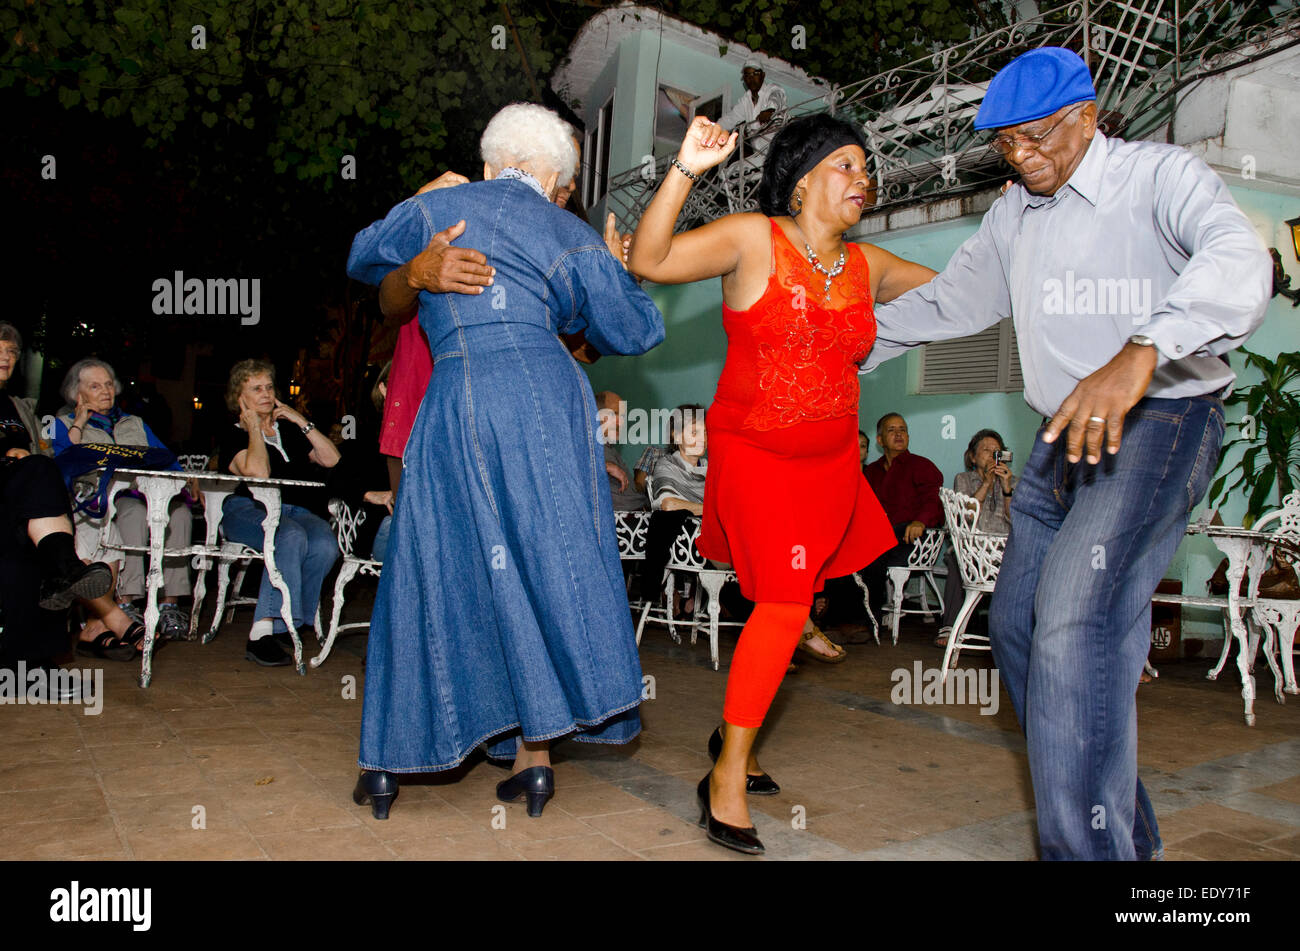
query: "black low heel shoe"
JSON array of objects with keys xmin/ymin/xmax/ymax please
[
  {"xmin": 708, "ymin": 727, "xmax": 780, "ymax": 796},
  {"xmin": 353, "ymin": 770, "xmax": 399, "ymax": 820},
  {"xmin": 496, "ymin": 765, "xmax": 554, "ymax": 818},
  {"xmin": 697, "ymin": 773, "xmax": 764, "ymax": 855}
]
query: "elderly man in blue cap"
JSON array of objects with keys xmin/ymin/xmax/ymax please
[{"xmin": 862, "ymin": 47, "xmax": 1271, "ymax": 860}]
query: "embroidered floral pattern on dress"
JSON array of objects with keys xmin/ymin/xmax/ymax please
[{"xmin": 742, "ymin": 227, "xmax": 876, "ymax": 431}]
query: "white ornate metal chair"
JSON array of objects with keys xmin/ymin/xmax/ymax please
[
  {"xmin": 614, "ymin": 510, "xmax": 652, "ymax": 615},
  {"xmin": 879, "ymin": 528, "xmax": 948, "ymax": 645},
  {"xmin": 1214, "ymin": 492, "xmax": 1300, "ymax": 707},
  {"xmin": 311, "ymin": 499, "xmax": 382, "ymax": 667},
  {"xmin": 635, "ymin": 481, "xmax": 741, "ymax": 670},
  {"xmin": 938, "ymin": 488, "xmax": 1006, "ymax": 680}
]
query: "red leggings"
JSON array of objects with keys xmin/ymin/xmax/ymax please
[{"xmin": 722, "ymin": 602, "xmax": 809, "ymax": 728}]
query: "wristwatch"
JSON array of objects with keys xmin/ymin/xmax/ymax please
[{"xmin": 300, "ymin": 421, "xmax": 315, "ymax": 436}]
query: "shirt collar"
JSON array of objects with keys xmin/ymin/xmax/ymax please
[{"xmin": 1022, "ymin": 131, "xmax": 1107, "ymax": 209}]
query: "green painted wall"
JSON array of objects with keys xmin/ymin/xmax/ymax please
[{"xmin": 586, "ymin": 177, "xmax": 1300, "ymax": 645}]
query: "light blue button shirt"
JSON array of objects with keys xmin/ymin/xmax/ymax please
[{"xmin": 862, "ymin": 132, "xmax": 1272, "ymax": 417}]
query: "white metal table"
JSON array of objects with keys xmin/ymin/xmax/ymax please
[{"xmin": 97, "ymin": 468, "xmax": 326, "ymax": 685}]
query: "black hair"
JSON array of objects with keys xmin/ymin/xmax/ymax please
[
  {"xmin": 875, "ymin": 412, "xmax": 904, "ymax": 438},
  {"xmin": 758, "ymin": 114, "xmax": 869, "ymax": 217}
]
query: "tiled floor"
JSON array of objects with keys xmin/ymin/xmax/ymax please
[{"xmin": 3, "ymin": 594, "xmax": 1300, "ymax": 861}]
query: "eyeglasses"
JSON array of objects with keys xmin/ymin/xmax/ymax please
[{"xmin": 988, "ymin": 103, "xmax": 1086, "ymax": 157}]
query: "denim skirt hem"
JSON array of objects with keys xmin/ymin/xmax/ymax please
[{"xmin": 357, "ymin": 697, "xmax": 642, "ymax": 774}]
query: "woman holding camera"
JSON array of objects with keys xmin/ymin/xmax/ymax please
[{"xmin": 936, "ymin": 429, "xmax": 1016, "ymax": 647}]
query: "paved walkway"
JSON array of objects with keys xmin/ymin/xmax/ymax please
[{"xmin": 3, "ymin": 604, "xmax": 1298, "ymax": 860}]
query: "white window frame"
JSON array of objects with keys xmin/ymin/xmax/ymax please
[{"xmin": 584, "ymin": 91, "xmax": 616, "ymax": 208}]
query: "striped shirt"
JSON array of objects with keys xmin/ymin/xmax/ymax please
[{"xmin": 649, "ymin": 451, "xmax": 707, "ymax": 510}]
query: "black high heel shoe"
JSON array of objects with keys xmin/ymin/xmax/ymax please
[
  {"xmin": 353, "ymin": 770, "xmax": 399, "ymax": 820},
  {"xmin": 497, "ymin": 765, "xmax": 554, "ymax": 817},
  {"xmin": 708, "ymin": 727, "xmax": 780, "ymax": 796},
  {"xmin": 697, "ymin": 773, "xmax": 764, "ymax": 855}
]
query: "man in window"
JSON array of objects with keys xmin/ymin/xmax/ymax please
[{"xmin": 718, "ymin": 59, "xmax": 787, "ymax": 167}]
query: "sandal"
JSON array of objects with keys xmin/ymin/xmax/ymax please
[
  {"xmin": 934, "ymin": 626, "xmax": 952, "ymax": 648},
  {"xmin": 118, "ymin": 621, "xmax": 165, "ymax": 656},
  {"xmin": 76, "ymin": 630, "xmax": 134, "ymax": 662},
  {"xmin": 796, "ymin": 626, "xmax": 847, "ymax": 664}
]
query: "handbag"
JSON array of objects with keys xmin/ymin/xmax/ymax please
[{"xmin": 55, "ymin": 443, "xmax": 179, "ymax": 519}]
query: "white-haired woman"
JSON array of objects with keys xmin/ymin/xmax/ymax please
[
  {"xmin": 346, "ymin": 102, "xmax": 664, "ymax": 819},
  {"xmin": 52, "ymin": 357, "xmax": 197, "ymax": 651}
]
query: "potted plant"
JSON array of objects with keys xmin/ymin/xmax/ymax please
[{"xmin": 1207, "ymin": 348, "xmax": 1300, "ymax": 528}]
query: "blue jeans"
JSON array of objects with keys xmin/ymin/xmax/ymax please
[
  {"xmin": 221, "ymin": 497, "xmax": 339, "ymax": 634},
  {"xmin": 370, "ymin": 514, "xmax": 392, "ymax": 562},
  {"xmin": 989, "ymin": 395, "xmax": 1224, "ymax": 860}
]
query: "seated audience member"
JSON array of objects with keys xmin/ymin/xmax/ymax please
[
  {"xmin": 936, "ymin": 429, "xmax": 1016, "ymax": 647},
  {"xmin": 634, "ymin": 443, "xmax": 669, "ymax": 494},
  {"xmin": 53, "ymin": 357, "xmax": 198, "ymax": 640},
  {"xmin": 858, "ymin": 411, "xmax": 943, "ymax": 622},
  {"xmin": 650, "ymin": 404, "xmax": 706, "ymax": 514},
  {"xmin": 859, "ymin": 428, "xmax": 870, "ymax": 471},
  {"xmin": 646, "ymin": 404, "xmax": 844, "ymax": 662},
  {"xmin": 219, "ymin": 359, "xmax": 341, "ymax": 666},
  {"xmin": 595, "ymin": 390, "xmax": 648, "ymax": 512},
  {"xmin": 0, "ymin": 322, "xmax": 116, "ymax": 669}
]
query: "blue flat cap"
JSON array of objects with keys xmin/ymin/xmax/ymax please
[{"xmin": 975, "ymin": 47, "xmax": 1096, "ymax": 130}]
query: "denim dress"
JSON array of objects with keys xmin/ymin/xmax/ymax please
[{"xmin": 347, "ymin": 177, "xmax": 665, "ymax": 771}]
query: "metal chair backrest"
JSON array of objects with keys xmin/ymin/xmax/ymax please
[
  {"xmin": 615, "ymin": 511, "xmax": 651, "ymax": 560},
  {"xmin": 906, "ymin": 528, "xmax": 947, "ymax": 569},
  {"xmin": 940, "ymin": 488, "xmax": 1005, "ymax": 591},
  {"xmin": 327, "ymin": 498, "xmax": 366, "ymax": 558}
]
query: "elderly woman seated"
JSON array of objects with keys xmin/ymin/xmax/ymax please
[
  {"xmin": 0, "ymin": 322, "xmax": 116, "ymax": 668},
  {"xmin": 646, "ymin": 404, "xmax": 842, "ymax": 662},
  {"xmin": 52, "ymin": 358, "xmax": 197, "ymax": 646},
  {"xmin": 218, "ymin": 359, "xmax": 341, "ymax": 666},
  {"xmin": 935, "ymin": 428, "xmax": 1017, "ymax": 647}
]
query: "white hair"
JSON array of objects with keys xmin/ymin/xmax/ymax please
[
  {"xmin": 480, "ymin": 103, "xmax": 578, "ymax": 183},
  {"xmin": 61, "ymin": 358, "xmax": 121, "ymax": 405}
]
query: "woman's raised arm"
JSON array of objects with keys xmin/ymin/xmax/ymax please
[{"xmin": 628, "ymin": 117, "xmax": 757, "ymax": 285}]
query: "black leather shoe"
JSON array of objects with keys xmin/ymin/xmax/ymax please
[
  {"xmin": 353, "ymin": 770, "xmax": 399, "ymax": 820},
  {"xmin": 272, "ymin": 629, "xmax": 295, "ymax": 650},
  {"xmin": 496, "ymin": 765, "xmax": 554, "ymax": 817},
  {"xmin": 39, "ymin": 561, "xmax": 113, "ymax": 611},
  {"xmin": 245, "ymin": 636, "xmax": 292, "ymax": 667},
  {"xmin": 708, "ymin": 727, "xmax": 781, "ymax": 796},
  {"xmin": 697, "ymin": 773, "xmax": 764, "ymax": 855}
]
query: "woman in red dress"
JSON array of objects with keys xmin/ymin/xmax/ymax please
[{"xmin": 629, "ymin": 113, "xmax": 936, "ymax": 854}]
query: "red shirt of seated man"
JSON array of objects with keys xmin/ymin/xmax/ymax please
[{"xmin": 863, "ymin": 413, "xmax": 942, "ymax": 543}]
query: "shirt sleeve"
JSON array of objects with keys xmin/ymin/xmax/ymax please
[
  {"xmin": 719, "ymin": 97, "xmax": 746, "ymax": 130},
  {"xmin": 51, "ymin": 417, "xmax": 73, "ymax": 456},
  {"xmin": 861, "ymin": 201, "xmax": 1014, "ymax": 373},
  {"xmin": 764, "ymin": 84, "xmax": 787, "ymax": 113},
  {"xmin": 1142, "ymin": 150, "xmax": 1272, "ymax": 361},
  {"xmin": 559, "ymin": 247, "xmax": 666, "ymax": 357},
  {"xmin": 914, "ymin": 456, "xmax": 944, "ymax": 528},
  {"xmin": 346, "ymin": 197, "xmax": 434, "ymax": 288}
]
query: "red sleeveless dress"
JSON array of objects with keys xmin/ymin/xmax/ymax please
[{"xmin": 697, "ymin": 219, "xmax": 896, "ymax": 604}]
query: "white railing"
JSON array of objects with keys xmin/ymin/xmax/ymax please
[{"xmin": 605, "ymin": 0, "xmax": 1300, "ymax": 230}]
